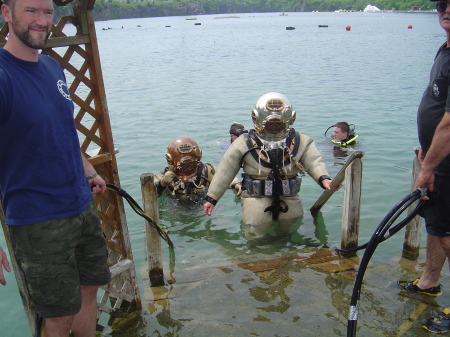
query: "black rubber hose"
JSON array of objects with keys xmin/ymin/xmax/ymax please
[
  {"xmin": 337, "ymin": 189, "xmax": 425, "ymax": 253},
  {"xmin": 346, "ymin": 188, "xmax": 427, "ymax": 337},
  {"xmin": 106, "ymin": 183, "xmax": 174, "ymax": 248}
]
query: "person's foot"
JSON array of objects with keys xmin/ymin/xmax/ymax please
[
  {"xmin": 423, "ymin": 308, "xmax": 450, "ymax": 333},
  {"xmin": 392, "ymin": 278, "xmax": 442, "ymax": 296}
]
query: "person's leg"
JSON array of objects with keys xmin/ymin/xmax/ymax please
[
  {"xmin": 71, "ymin": 285, "xmax": 99, "ymax": 337},
  {"xmin": 416, "ymin": 234, "xmax": 446, "ymax": 289},
  {"xmin": 422, "ymin": 236, "xmax": 450, "ymax": 332},
  {"xmin": 440, "ymin": 235, "xmax": 450, "ymax": 267},
  {"xmin": 42, "ymin": 316, "xmax": 74, "ymax": 337},
  {"xmin": 42, "ymin": 286, "xmax": 98, "ymax": 337},
  {"xmin": 71, "ymin": 202, "xmax": 110, "ymax": 336}
]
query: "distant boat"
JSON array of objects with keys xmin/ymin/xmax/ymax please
[
  {"xmin": 318, "ymin": 25, "xmax": 328, "ymax": 28},
  {"xmin": 363, "ymin": 4, "xmax": 381, "ymax": 12},
  {"xmin": 280, "ymin": 13, "xmax": 288, "ymax": 16},
  {"xmin": 186, "ymin": 17, "xmax": 197, "ymax": 20}
]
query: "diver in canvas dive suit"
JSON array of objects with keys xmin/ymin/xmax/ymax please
[
  {"xmin": 203, "ymin": 92, "xmax": 335, "ymax": 240},
  {"xmin": 155, "ymin": 136, "xmax": 240, "ymax": 197},
  {"xmin": 155, "ymin": 136, "xmax": 214, "ymax": 196}
]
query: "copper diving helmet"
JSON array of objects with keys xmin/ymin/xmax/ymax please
[{"xmin": 165, "ymin": 136, "xmax": 202, "ymax": 182}]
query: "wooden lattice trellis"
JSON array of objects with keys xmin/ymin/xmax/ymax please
[{"xmin": 0, "ymin": 0, "xmax": 141, "ymax": 334}]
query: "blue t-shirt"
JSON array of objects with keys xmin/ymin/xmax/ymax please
[{"xmin": 0, "ymin": 49, "xmax": 92, "ymax": 225}]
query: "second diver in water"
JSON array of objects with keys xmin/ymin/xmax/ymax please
[{"xmin": 155, "ymin": 136, "xmax": 240, "ymax": 197}]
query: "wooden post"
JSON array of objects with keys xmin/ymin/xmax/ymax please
[
  {"xmin": 140, "ymin": 173, "xmax": 164, "ymax": 286},
  {"xmin": 340, "ymin": 159, "xmax": 363, "ymax": 252},
  {"xmin": 402, "ymin": 151, "xmax": 422, "ymax": 260},
  {"xmin": 311, "ymin": 151, "xmax": 364, "ymax": 212}
]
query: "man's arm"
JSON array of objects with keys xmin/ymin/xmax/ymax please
[
  {"xmin": 81, "ymin": 151, "xmax": 106, "ymax": 194},
  {"xmin": 415, "ymin": 111, "xmax": 450, "ymax": 194}
]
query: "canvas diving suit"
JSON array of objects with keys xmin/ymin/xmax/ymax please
[
  {"xmin": 204, "ymin": 92, "xmax": 332, "ymax": 240},
  {"xmin": 155, "ymin": 162, "xmax": 216, "ymax": 196},
  {"xmin": 154, "ymin": 136, "xmax": 239, "ymax": 197}
]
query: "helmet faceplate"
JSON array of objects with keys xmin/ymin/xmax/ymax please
[
  {"xmin": 251, "ymin": 92, "xmax": 296, "ymax": 141},
  {"xmin": 165, "ymin": 136, "xmax": 202, "ymax": 182}
]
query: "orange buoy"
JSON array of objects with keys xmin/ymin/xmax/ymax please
[
  {"xmin": 408, "ymin": 25, "xmax": 413, "ymax": 29},
  {"xmin": 345, "ymin": 25, "xmax": 351, "ymax": 31}
]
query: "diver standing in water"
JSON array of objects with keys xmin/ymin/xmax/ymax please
[
  {"xmin": 155, "ymin": 136, "xmax": 214, "ymax": 197},
  {"xmin": 155, "ymin": 136, "xmax": 240, "ymax": 197},
  {"xmin": 203, "ymin": 92, "xmax": 336, "ymax": 241}
]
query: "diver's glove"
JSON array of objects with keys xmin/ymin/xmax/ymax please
[
  {"xmin": 234, "ymin": 182, "xmax": 243, "ymax": 198},
  {"xmin": 160, "ymin": 171, "xmax": 175, "ymax": 187}
]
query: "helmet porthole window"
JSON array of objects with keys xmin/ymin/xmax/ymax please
[
  {"xmin": 178, "ymin": 143, "xmax": 194, "ymax": 154},
  {"xmin": 266, "ymin": 98, "xmax": 284, "ymax": 111}
]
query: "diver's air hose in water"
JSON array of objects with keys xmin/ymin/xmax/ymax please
[
  {"xmin": 346, "ymin": 188, "xmax": 427, "ymax": 337},
  {"xmin": 106, "ymin": 183, "xmax": 174, "ymax": 249},
  {"xmin": 337, "ymin": 188, "xmax": 427, "ymax": 253}
]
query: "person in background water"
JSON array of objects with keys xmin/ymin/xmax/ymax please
[
  {"xmin": 0, "ymin": 0, "xmax": 111, "ymax": 336},
  {"xmin": 330, "ymin": 121, "xmax": 359, "ymax": 159},
  {"xmin": 229, "ymin": 122, "xmax": 246, "ymax": 144},
  {"xmin": 332, "ymin": 122, "xmax": 359, "ymax": 147},
  {"xmin": 155, "ymin": 136, "xmax": 240, "ymax": 197},
  {"xmin": 220, "ymin": 122, "xmax": 247, "ymax": 154},
  {"xmin": 203, "ymin": 92, "xmax": 337, "ymax": 242},
  {"xmin": 392, "ymin": 0, "xmax": 450, "ymax": 333}
]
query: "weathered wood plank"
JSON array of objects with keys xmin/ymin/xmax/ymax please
[
  {"xmin": 141, "ymin": 173, "xmax": 164, "ymax": 286},
  {"xmin": 402, "ymin": 150, "xmax": 423, "ymax": 260},
  {"xmin": 341, "ymin": 159, "xmax": 363, "ymax": 251},
  {"xmin": 310, "ymin": 150, "xmax": 364, "ymax": 211},
  {"xmin": 109, "ymin": 259, "xmax": 133, "ymax": 278}
]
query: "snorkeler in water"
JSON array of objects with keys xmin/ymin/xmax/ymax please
[{"xmin": 325, "ymin": 122, "xmax": 359, "ymax": 147}]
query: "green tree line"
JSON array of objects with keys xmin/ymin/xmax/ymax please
[
  {"xmin": 0, "ymin": 0, "xmax": 439, "ymax": 26},
  {"xmin": 90, "ymin": 0, "xmax": 436, "ymax": 16}
]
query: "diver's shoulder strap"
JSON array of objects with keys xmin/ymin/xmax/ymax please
[
  {"xmin": 286, "ymin": 128, "xmax": 300, "ymax": 158},
  {"xmin": 240, "ymin": 130, "xmax": 264, "ymax": 168}
]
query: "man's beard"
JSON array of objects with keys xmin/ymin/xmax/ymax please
[{"xmin": 11, "ymin": 19, "xmax": 51, "ymax": 49}]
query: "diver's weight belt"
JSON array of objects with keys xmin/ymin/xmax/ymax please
[{"xmin": 242, "ymin": 174, "xmax": 301, "ymax": 197}]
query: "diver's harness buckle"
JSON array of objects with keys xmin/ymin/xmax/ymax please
[{"xmin": 242, "ymin": 173, "xmax": 302, "ymax": 197}]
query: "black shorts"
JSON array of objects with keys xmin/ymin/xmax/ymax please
[
  {"xmin": 8, "ymin": 201, "xmax": 111, "ymax": 318},
  {"xmin": 421, "ymin": 173, "xmax": 450, "ymax": 236}
]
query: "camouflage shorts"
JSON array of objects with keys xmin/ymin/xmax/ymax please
[{"xmin": 8, "ymin": 201, "xmax": 111, "ymax": 318}]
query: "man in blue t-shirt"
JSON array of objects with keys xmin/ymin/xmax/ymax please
[{"xmin": 0, "ymin": 0, "xmax": 110, "ymax": 335}]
